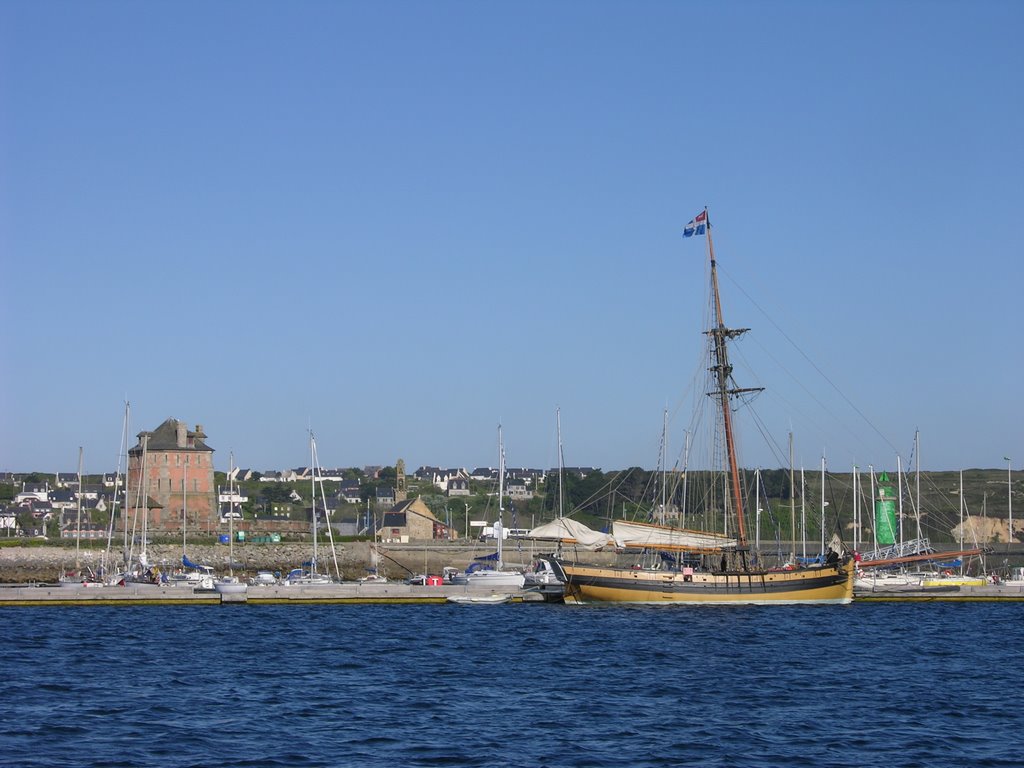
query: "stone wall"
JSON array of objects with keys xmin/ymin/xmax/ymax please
[{"xmin": 0, "ymin": 540, "xmax": 598, "ymax": 583}]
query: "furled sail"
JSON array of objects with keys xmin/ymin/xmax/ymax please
[
  {"xmin": 182, "ymin": 554, "xmax": 204, "ymax": 570},
  {"xmin": 611, "ymin": 520, "xmax": 737, "ymax": 551},
  {"xmin": 527, "ymin": 517, "xmax": 613, "ymax": 550}
]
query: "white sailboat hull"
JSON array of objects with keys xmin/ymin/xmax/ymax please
[
  {"xmin": 446, "ymin": 593, "xmax": 512, "ymax": 605},
  {"xmin": 463, "ymin": 570, "xmax": 526, "ymax": 589},
  {"xmin": 213, "ymin": 578, "xmax": 248, "ymax": 595}
]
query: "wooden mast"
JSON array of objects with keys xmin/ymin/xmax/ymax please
[{"xmin": 705, "ymin": 210, "xmax": 761, "ymax": 552}]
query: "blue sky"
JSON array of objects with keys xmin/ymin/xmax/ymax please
[{"xmin": 2, "ymin": 1, "xmax": 1021, "ymax": 476}]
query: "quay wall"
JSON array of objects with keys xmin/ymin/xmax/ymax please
[{"xmin": 0, "ymin": 541, "xmax": 615, "ymax": 583}]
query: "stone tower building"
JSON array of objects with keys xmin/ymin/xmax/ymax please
[{"xmin": 125, "ymin": 418, "xmax": 216, "ymax": 534}]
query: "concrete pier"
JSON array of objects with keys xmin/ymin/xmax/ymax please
[
  {"xmin": 0, "ymin": 582, "xmax": 560, "ymax": 606},
  {"xmin": 855, "ymin": 582, "xmax": 1024, "ymax": 602},
  {"xmin": 5, "ymin": 580, "xmax": 1024, "ymax": 605}
]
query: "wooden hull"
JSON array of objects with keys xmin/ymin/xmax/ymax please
[{"xmin": 545, "ymin": 558, "xmax": 854, "ymax": 605}]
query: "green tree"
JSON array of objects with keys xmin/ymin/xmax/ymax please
[
  {"xmin": 16, "ymin": 510, "xmax": 36, "ymax": 534},
  {"xmin": 260, "ymin": 484, "xmax": 296, "ymax": 504}
]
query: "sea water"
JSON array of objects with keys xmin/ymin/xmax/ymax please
[{"xmin": 1, "ymin": 602, "xmax": 1021, "ymax": 768}]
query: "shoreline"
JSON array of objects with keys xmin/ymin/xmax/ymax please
[{"xmin": 0, "ymin": 540, "xmax": 572, "ymax": 583}]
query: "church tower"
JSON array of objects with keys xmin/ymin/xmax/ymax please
[{"xmin": 395, "ymin": 458, "xmax": 407, "ymax": 502}]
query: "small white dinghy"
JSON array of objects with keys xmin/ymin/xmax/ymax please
[{"xmin": 446, "ymin": 593, "xmax": 512, "ymax": 605}]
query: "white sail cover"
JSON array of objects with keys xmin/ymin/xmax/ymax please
[
  {"xmin": 612, "ymin": 520, "xmax": 737, "ymax": 550},
  {"xmin": 526, "ymin": 517, "xmax": 613, "ymax": 550}
]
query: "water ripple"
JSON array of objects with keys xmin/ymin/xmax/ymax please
[{"xmin": 1, "ymin": 603, "xmax": 1023, "ymax": 767}]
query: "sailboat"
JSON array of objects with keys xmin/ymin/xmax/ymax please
[
  {"xmin": 120, "ymin": 430, "xmax": 162, "ymax": 586},
  {"xmin": 854, "ymin": 456, "xmax": 985, "ymax": 594},
  {"xmin": 460, "ymin": 426, "xmax": 525, "ymax": 590},
  {"xmin": 99, "ymin": 401, "xmax": 131, "ymax": 586},
  {"xmin": 214, "ymin": 453, "xmax": 248, "ymax": 595},
  {"xmin": 357, "ymin": 539, "xmax": 389, "ymax": 584},
  {"xmin": 284, "ymin": 431, "xmax": 339, "ymax": 586},
  {"xmin": 58, "ymin": 447, "xmax": 103, "ymax": 587},
  {"xmin": 168, "ymin": 463, "xmax": 215, "ymax": 589},
  {"xmin": 541, "ymin": 209, "xmax": 854, "ymax": 605},
  {"xmin": 524, "ymin": 409, "xmax": 567, "ymax": 591}
]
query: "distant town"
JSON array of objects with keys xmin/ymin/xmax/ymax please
[
  {"xmin": 1, "ymin": 418, "xmax": 1019, "ymax": 547},
  {"xmin": 0, "ymin": 418, "xmax": 599, "ymax": 545}
]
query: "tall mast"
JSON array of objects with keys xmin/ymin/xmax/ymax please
[
  {"xmin": 105, "ymin": 401, "xmax": 129, "ymax": 578},
  {"xmin": 820, "ymin": 454, "xmax": 826, "ymax": 558},
  {"xmin": 138, "ymin": 434, "xmax": 149, "ymax": 566},
  {"xmin": 556, "ymin": 408, "xmax": 564, "ymax": 519},
  {"xmin": 853, "ymin": 465, "xmax": 859, "ymax": 553},
  {"xmin": 754, "ymin": 468, "xmax": 761, "ymax": 554},
  {"xmin": 182, "ymin": 462, "xmax": 188, "ymax": 556},
  {"xmin": 897, "ymin": 454, "xmax": 904, "ymax": 549},
  {"xmin": 800, "ymin": 467, "xmax": 807, "ymax": 560},
  {"xmin": 681, "ymin": 429, "xmax": 690, "ymax": 528},
  {"xmin": 497, "ymin": 424, "xmax": 505, "ymax": 570},
  {"xmin": 75, "ymin": 446, "xmax": 83, "ymax": 571},
  {"xmin": 789, "ymin": 432, "xmax": 796, "ymax": 563},
  {"xmin": 661, "ymin": 409, "xmax": 668, "ymax": 525},
  {"xmin": 959, "ymin": 469, "xmax": 964, "ymax": 554},
  {"xmin": 915, "ymin": 430, "xmax": 922, "ymax": 541},
  {"xmin": 1007, "ymin": 456, "xmax": 1013, "ymax": 546},
  {"xmin": 228, "ymin": 451, "xmax": 235, "ymax": 578},
  {"xmin": 310, "ymin": 431, "xmax": 317, "ymax": 575},
  {"xmin": 705, "ymin": 211, "xmax": 761, "ymax": 550},
  {"xmin": 122, "ymin": 402, "xmax": 131, "ymax": 563},
  {"xmin": 869, "ymin": 465, "xmax": 877, "ymax": 553}
]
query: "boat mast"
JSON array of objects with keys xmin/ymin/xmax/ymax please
[
  {"xmin": 105, "ymin": 401, "xmax": 129, "ymax": 579},
  {"xmin": 556, "ymin": 408, "xmax": 564, "ymax": 519},
  {"xmin": 897, "ymin": 454, "xmax": 904, "ymax": 550},
  {"xmin": 182, "ymin": 462, "xmax": 188, "ymax": 557},
  {"xmin": 820, "ymin": 454, "xmax": 826, "ymax": 558},
  {"xmin": 789, "ymin": 432, "xmax": 796, "ymax": 563},
  {"xmin": 312, "ymin": 433, "xmax": 341, "ymax": 580},
  {"xmin": 1008, "ymin": 456, "xmax": 1014, "ymax": 546},
  {"xmin": 959, "ymin": 469, "xmax": 964, "ymax": 555},
  {"xmin": 853, "ymin": 465, "xmax": 859, "ymax": 554},
  {"xmin": 682, "ymin": 429, "xmax": 690, "ymax": 528},
  {"xmin": 869, "ymin": 465, "xmax": 877, "ymax": 553},
  {"xmin": 800, "ymin": 467, "xmax": 806, "ymax": 560},
  {"xmin": 310, "ymin": 431, "xmax": 318, "ymax": 576},
  {"xmin": 497, "ymin": 424, "xmax": 505, "ymax": 570},
  {"xmin": 915, "ymin": 430, "xmax": 922, "ymax": 541},
  {"xmin": 137, "ymin": 434, "xmax": 149, "ymax": 568},
  {"xmin": 75, "ymin": 446, "xmax": 83, "ymax": 572},
  {"xmin": 754, "ymin": 468, "xmax": 761, "ymax": 553},
  {"xmin": 661, "ymin": 409, "xmax": 668, "ymax": 525},
  {"xmin": 121, "ymin": 402, "xmax": 131, "ymax": 567},
  {"xmin": 228, "ymin": 451, "xmax": 235, "ymax": 578},
  {"xmin": 704, "ymin": 210, "xmax": 760, "ymax": 551}
]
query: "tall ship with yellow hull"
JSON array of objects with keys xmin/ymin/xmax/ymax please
[
  {"xmin": 541, "ymin": 210, "xmax": 854, "ymax": 605},
  {"xmin": 544, "ymin": 550, "xmax": 853, "ymax": 605}
]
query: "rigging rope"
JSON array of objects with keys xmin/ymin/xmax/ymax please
[{"xmin": 717, "ymin": 262, "xmax": 900, "ymax": 457}]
